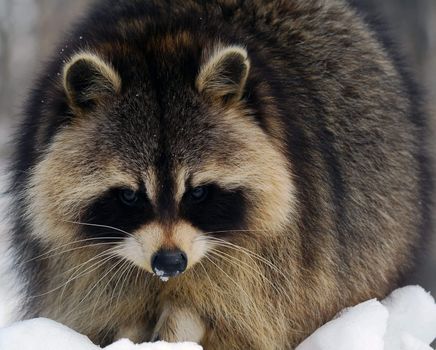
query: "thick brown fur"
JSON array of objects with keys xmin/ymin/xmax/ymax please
[{"xmin": 9, "ymin": 0, "xmax": 432, "ymax": 349}]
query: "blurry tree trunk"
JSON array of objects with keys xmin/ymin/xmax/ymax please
[
  {"xmin": 353, "ymin": 0, "xmax": 433, "ymax": 72},
  {"xmin": 0, "ymin": 0, "xmax": 39, "ymax": 121},
  {"xmin": 0, "ymin": 0, "xmax": 12, "ymax": 121}
]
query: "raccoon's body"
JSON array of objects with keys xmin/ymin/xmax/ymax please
[{"xmin": 9, "ymin": 0, "xmax": 432, "ymax": 348}]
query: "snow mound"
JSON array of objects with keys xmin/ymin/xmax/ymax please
[
  {"xmin": 0, "ymin": 318, "xmax": 202, "ymax": 350},
  {"xmin": 400, "ymin": 334, "xmax": 434, "ymax": 350},
  {"xmin": 296, "ymin": 299, "xmax": 388, "ymax": 350},
  {"xmin": 297, "ymin": 285, "xmax": 436, "ymax": 350},
  {"xmin": 106, "ymin": 339, "xmax": 201, "ymax": 350},
  {"xmin": 383, "ymin": 286, "xmax": 436, "ymax": 350},
  {"xmin": 0, "ymin": 318, "xmax": 97, "ymax": 350}
]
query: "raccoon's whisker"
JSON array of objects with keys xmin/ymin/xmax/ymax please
[
  {"xmin": 101, "ymin": 259, "xmax": 134, "ymax": 343},
  {"xmin": 207, "ymin": 247, "xmax": 295, "ymax": 306},
  {"xmin": 23, "ymin": 236, "xmax": 125, "ymax": 263},
  {"xmin": 62, "ymin": 250, "xmax": 119, "ymax": 285},
  {"xmin": 59, "ymin": 247, "xmax": 119, "ymax": 281},
  {"xmin": 201, "ymin": 236, "xmax": 280, "ymax": 270},
  {"xmin": 30, "ymin": 249, "xmax": 119, "ymax": 299},
  {"xmin": 92, "ymin": 258, "xmax": 131, "ymax": 318},
  {"xmin": 211, "ymin": 239, "xmax": 292, "ymax": 277},
  {"xmin": 65, "ymin": 258, "xmax": 126, "ymax": 321},
  {"xmin": 200, "ymin": 234, "xmax": 277, "ymax": 274},
  {"xmin": 46, "ymin": 250, "xmax": 118, "ymax": 298},
  {"xmin": 205, "ymin": 254, "xmax": 270, "ymax": 331},
  {"xmin": 58, "ymin": 256, "xmax": 117, "ymax": 302},
  {"xmin": 40, "ymin": 248, "xmax": 123, "ymax": 302},
  {"xmin": 200, "ymin": 236, "xmax": 297, "ymax": 290},
  {"xmin": 109, "ymin": 259, "xmax": 132, "ymax": 308},
  {"xmin": 59, "ymin": 249, "xmax": 120, "ymax": 303},
  {"xmin": 133, "ymin": 264, "xmax": 143, "ymax": 287},
  {"xmin": 101, "ymin": 260, "xmax": 138, "ymax": 333},
  {"xmin": 62, "ymin": 220, "xmax": 136, "ymax": 239},
  {"xmin": 201, "ymin": 228, "xmax": 295, "ymax": 240},
  {"xmin": 115, "ymin": 262, "xmax": 136, "ymax": 307},
  {"xmin": 208, "ymin": 249, "xmax": 264, "ymax": 284},
  {"xmin": 208, "ymin": 248, "xmax": 279, "ymax": 291},
  {"xmin": 201, "ymin": 229, "xmax": 272, "ymax": 235},
  {"xmin": 192, "ymin": 266, "xmax": 200, "ymax": 280},
  {"xmin": 90, "ymin": 264, "xmax": 124, "ymax": 320},
  {"xmin": 198, "ymin": 260, "xmax": 214, "ymax": 286},
  {"xmin": 27, "ymin": 242, "xmax": 118, "ymax": 264},
  {"xmin": 203, "ymin": 254, "xmax": 264, "ymax": 322}
]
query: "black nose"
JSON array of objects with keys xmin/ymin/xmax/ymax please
[{"xmin": 151, "ymin": 249, "xmax": 188, "ymax": 277}]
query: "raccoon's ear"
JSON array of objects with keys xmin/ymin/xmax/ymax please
[
  {"xmin": 63, "ymin": 52, "xmax": 121, "ymax": 111},
  {"xmin": 196, "ymin": 46, "xmax": 250, "ymax": 103}
]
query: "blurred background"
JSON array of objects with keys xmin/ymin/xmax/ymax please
[{"xmin": 0, "ymin": 0, "xmax": 435, "ymax": 292}]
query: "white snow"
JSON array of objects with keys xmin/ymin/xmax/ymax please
[
  {"xmin": 400, "ymin": 334, "xmax": 434, "ymax": 350},
  {"xmin": 0, "ymin": 318, "xmax": 97, "ymax": 350},
  {"xmin": 383, "ymin": 286, "xmax": 436, "ymax": 350},
  {"xmin": 106, "ymin": 339, "xmax": 202, "ymax": 350},
  {"xmin": 154, "ymin": 269, "xmax": 165, "ymax": 277},
  {"xmin": 0, "ymin": 318, "xmax": 202, "ymax": 350},
  {"xmin": 296, "ymin": 299, "xmax": 388, "ymax": 350},
  {"xmin": 154, "ymin": 269, "xmax": 170, "ymax": 282},
  {"xmin": 297, "ymin": 285, "xmax": 436, "ymax": 350}
]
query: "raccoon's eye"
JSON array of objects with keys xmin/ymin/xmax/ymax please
[
  {"xmin": 118, "ymin": 188, "xmax": 138, "ymax": 206},
  {"xmin": 189, "ymin": 186, "xmax": 209, "ymax": 203}
]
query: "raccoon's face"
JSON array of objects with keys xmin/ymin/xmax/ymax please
[{"xmin": 27, "ymin": 44, "xmax": 295, "ymax": 279}]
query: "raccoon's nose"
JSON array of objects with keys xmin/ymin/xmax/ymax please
[{"xmin": 151, "ymin": 249, "xmax": 188, "ymax": 277}]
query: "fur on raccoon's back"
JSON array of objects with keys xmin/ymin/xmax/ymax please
[{"xmin": 9, "ymin": 0, "xmax": 432, "ymax": 349}]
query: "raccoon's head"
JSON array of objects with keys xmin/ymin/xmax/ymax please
[{"xmin": 26, "ymin": 42, "xmax": 295, "ymax": 279}]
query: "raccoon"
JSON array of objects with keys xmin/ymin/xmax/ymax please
[{"xmin": 8, "ymin": 0, "xmax": 432, "ymax": 348}]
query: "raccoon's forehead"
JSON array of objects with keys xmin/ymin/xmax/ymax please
[{"xmin": 95, "ymin": 89, "xmax": 244, "ymax": 170}]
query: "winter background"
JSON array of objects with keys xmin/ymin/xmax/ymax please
[{"xmin": 0, "ymin": 0, "xmax": 435, "ymax": 349}]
